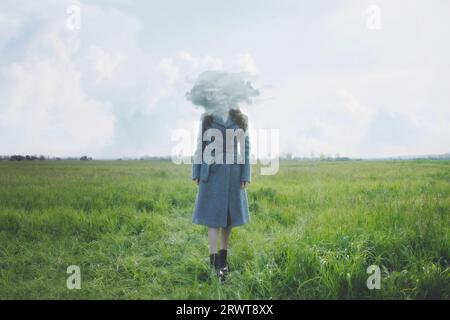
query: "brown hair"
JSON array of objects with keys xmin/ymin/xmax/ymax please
[
  {"xmin": 201, "ymin": 109, "xmax": 247, "ymax": 134},
  {"xmin": 201, "ymin": 109, "xmax": 248, "ymax": 156},
  {"xmin": 229, "ymin": 108, "xmax": 248, "ymax": 131}
]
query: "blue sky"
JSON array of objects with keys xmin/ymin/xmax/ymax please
[{"xmin": 0, "ymin": 0, "xmax": 449, "ymax": 158}]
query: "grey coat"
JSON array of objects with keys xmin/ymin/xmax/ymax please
[{"xmin": 191, "ymin": 113, "xmax": 251, "ymax": 228}]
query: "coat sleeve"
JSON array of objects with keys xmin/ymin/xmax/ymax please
[
  {"xmin": 240, "ymin": 116, "xmax": 251, "ymax": 183},
  {"xmin": 192, "ymin": 117, "xmax": 203, "ymax": 180}
]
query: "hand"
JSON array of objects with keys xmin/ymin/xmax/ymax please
[
  {"xmin": 240, "ymin": 181, "xmax": 248, "ymax": 188},
  {"xmin": 194, "ymin": 178, "xmax": 199, "ymax": 185}
]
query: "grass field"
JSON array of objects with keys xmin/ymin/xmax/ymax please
[{"xmin": 0, "ymin": 159, "xmax": 448, "ymax": 299}]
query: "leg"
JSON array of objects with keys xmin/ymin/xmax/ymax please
[
  {"xmin": 220, "ymin": 207, "xmax": 233, "ymax": 250},
  {"xmin": 219, "ymin": 226, "xmax": 232, "ymax": 250},
  {"xmin": 208, "ymin": 227, "xmax": 219, "ymax": 254},
  {"xmin": 218, "ymin": 226, "xmax": 232, "ymax": 277},
  {"xmin": 208, "ymin": 227, "xmax": 221, "ymax": 274}
]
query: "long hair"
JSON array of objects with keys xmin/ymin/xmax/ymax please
[
  {"xmin": 201, "ymin": 109, "xmax": 247, "ymax": 134},
  {"xmin": 201, "ymin": 109, "xmax": 247, "ymax": 154},
  {"xmin": 229, "ymin": 108, "xmax": 248, "ymax": 131}
]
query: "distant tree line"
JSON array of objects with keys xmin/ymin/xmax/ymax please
[
  {"xmin": 2, "ymin": 153, "xmax": 448, "ymax": 162},
  {"xmin": 280, "ymin": 152, "xmax": 353, "ymax": 161},
  {"xmin": 0, "ymin": 155, "xmax": 93, "ymax": 161},
  {"xmin": 280, "ymin": 152, "xmax": 450, "ymax": 161}
]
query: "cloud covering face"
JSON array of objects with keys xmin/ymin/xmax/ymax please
[{"xmin": 186, "ymin": 71, "xmax": 259, "ymax": 114}]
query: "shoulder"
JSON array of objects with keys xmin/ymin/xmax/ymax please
[
  {"xmin": 230, "ymin": 109, "xmax": 249, "ymax": 130},
  {"xmin": 236, "ymin": 109, "xmax": 248, "ymax": 121},
  {"xmin": 241, "ymin": 113, "xmax": 249, "ymax": 128},
  {"xmin": 200, "ymin": 112, "xmax": 213, "ymax": 128},
  {"xmin": 242, "ymin": 113, "xmax": 249, "ymax": 131},
  {"xmin": 199, "ymin": 112, "xmax": 211, "ymax": 122}
]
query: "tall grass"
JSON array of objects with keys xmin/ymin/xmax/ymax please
[{"xmin": 0, "ymin": 160, "xmax": 448, "ymax": 299}]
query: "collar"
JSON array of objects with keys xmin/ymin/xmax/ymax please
[{"xmin": 211, "ymin": 113, "xmax": 234, "ymax": 128}]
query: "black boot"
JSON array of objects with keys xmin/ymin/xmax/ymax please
[
  {"xmin": 210, "ymin": 253, "xmax": 219, "ymax": 271},
  {"xmin": 210, "ymin": 253, "xmax": 226, "ymax": 281},
  {"xmin": 218, "ymin": 249, "xmax": 229, "ymax": 276}
]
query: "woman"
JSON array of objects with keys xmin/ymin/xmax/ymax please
[{"xmin": 186, "ymin": 71, "xmax": 257, "ymax": 280}]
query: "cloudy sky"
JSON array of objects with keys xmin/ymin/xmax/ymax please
[{"xmin": 0, "ymin": 0, "xmax": 449, "ymax": 159}]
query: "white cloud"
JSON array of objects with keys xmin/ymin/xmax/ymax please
[
  {"xmin": 0, "ymin": 57, "xmax": 115, "ymax": 156},
  {"xmin": 237, "ymin": 0, "xmax": 450, "ymax": 158},
  {"xmin": 0, "ymin": 0, "xmax": 448, "ymax": 158},
  {"xmin": 237, "ymin": 53, "xmax": 260, "ymax": 74},
  {"xmin": 87, "ymin": 45, "xmax": 127, "ymax": 83},
  {"xmin": 142, "ymin": 52, "xmax": 261, "ymax": 114},
  {"xmin": 0, "ymin": 12, "xmax": 21, "ymax": 46},
  {"xmin": 0, "ymin": 1, "xmax": 115, "ymax": 157},
  {"xmin": 247, "ymin": 63, "xmax": 450, "ymax": 158}
]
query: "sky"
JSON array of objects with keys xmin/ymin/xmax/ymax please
[{"xmin": 0, "ymin": 0, "xmax": 449, "ymax": 159}]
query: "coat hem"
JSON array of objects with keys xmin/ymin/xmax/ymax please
[{"xmin": 192, "ymin": 220, "xmax": 249, "ymax": 228}]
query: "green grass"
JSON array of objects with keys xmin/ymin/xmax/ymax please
[{"xmin": 0, "ymin": 159, "xmax": 448, "ymax": 299}]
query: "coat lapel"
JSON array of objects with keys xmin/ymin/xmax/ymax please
[
  {"xmin": 211, "ymin": 114, "xmax": 227, "ymax": 127},
  {"xmin": 225, "ymin": 115, "xmax": 234, "ymax": 127}
]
